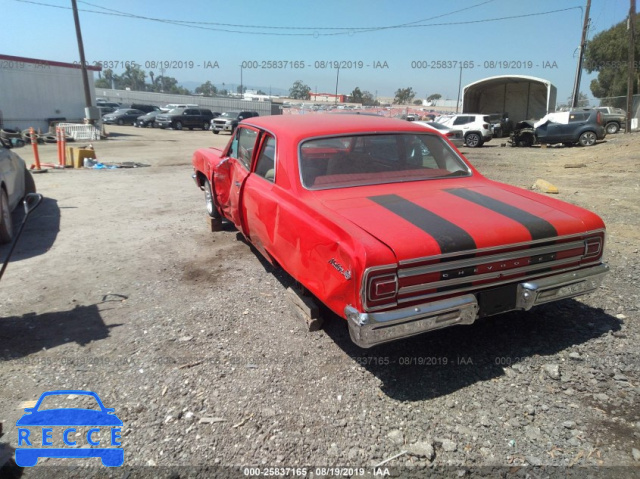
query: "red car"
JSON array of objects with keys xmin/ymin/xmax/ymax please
[{"xmin": 192, "ymin": 115, "xmax": 608, "ymax": 348}]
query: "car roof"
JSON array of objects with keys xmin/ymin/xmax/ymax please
[{"xmin": 243, "ymin": 114, "xmax": 429, "ymax": 141}]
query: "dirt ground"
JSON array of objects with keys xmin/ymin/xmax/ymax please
[{"xmin": 1, "ymin": 124, "xmax": 639, "ymax": 478}]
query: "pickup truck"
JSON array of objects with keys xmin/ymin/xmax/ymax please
[{"xmin": 594, "ymin": 106, "xmax": 626, "ymax": 134}]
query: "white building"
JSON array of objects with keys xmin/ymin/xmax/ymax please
[{"xmin": 0, "ymin": 54, "xmax": 100, "ymax": 133}]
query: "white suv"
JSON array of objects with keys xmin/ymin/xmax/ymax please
[{"xmin": 437, "ymin": 114, "xmax": 492, "ymax": 147}]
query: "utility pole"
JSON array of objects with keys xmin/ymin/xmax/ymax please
[
  {"xmin": 626, "ymin": 0, "xmax": 636, "ymax": 133},
  {"xmin": 71, "ymin": 0, "xmax": 92, "ymax": 108},
  {"xmin": 335, "ymin": 66, "xmax": 340, "ymax": 105},
  {"xmin": 456, "ymin": 63, "xmax": 463, "ymax": 113},
  {"xmin": 571, "ymin": 0, "xmax": 591, "ymax": 108}
]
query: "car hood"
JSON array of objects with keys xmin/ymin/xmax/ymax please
[
  {"xmin": 315, "ymin": 180, "xmax": 595, "ymax": 262},
  {"xmin": 16, "ymin": 408, "xmax": 123, "ymax": 426}
]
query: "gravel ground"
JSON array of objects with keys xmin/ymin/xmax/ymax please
[{"xmin": 0, "ymin": 126, "xmax": 639, "ymax": 478}]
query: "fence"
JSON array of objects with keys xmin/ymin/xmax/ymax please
[
  {"xmin": 58, "ymin": 123, "xmax": 102, "ymax": 141},
  {"xmin": 95, "ymin": 89, "xmax": 280, "ymax": 116}
]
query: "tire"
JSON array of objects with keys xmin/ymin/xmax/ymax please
[
  {"xmin": 175, "ymin": 121, "xmax": 183, "ymax": 130},
  {"xmin": 518, "ymin": 135, "xmax": 534, "ymax": 147},
  {"xmin": 212, "ymin": 130, "xmax": 219, "ymax": 135},
  {"xmin": 606, "ymin": 122, "xmax": 620, "ymax": 134},
  {"xmin": 24, "ymin": 168, "xmax": 36, "ymax": 195},
  {"xmin": 203, "ymin": 122, "xmax": 209, "ymax": 130},
  {"xmin": 203, "ymin": 179, "xmax": 223, "ymax": 230},
  {"xmin": 0, "ymin": 189, "xmax": 13, "ymax": 244},
  {"xmin": 465, "ymin": 132, "xmax": 483, "ymax": 148},
  {"xmin": 578, "ymin": 131, "xmax": 597, "ymax": 147},
  {"xmin": 117, "ymin": 119, "xmax": 124, "ymax": 126}
]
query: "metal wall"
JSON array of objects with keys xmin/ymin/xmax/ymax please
[
  {"xmin": 0, "ymin": 65, "xmax": 96, "ymax": 133},
  {"xmin": 95, "ymin": 89, "xmax": 280, "ymax": 116}
]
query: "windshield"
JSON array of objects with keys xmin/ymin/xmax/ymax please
[
  {"xmin": 299, "ymin": 133, "xmax": 471, "ymax": 189},
  {"xmin": 220, "ymin": 112, "xmax": 240, "ymax": 119}
]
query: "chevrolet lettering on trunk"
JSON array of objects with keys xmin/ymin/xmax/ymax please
[{"xmin": 192, "ymin": 115, "xmax": 608, "ymax": 348}]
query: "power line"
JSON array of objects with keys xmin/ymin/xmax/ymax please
[{"xmin": 13, "ymin": 0, "xmax": 582, "ymax": 37}]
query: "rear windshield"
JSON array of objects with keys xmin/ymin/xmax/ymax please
[{"xmin": 299, "ymin": 133, "xmax": 471, "ymax": 190}]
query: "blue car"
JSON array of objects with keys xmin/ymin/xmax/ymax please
[{"xmin": 15, "ymin": 390, "xmax": 123, "ymax": 467}]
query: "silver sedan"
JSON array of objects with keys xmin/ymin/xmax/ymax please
[{"xmin": 0, "ymin": 137, "xmax": 35, "ymax": 243}]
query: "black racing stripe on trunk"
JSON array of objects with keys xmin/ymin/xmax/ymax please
[
  {"xmin": 369, "ymin": 194, "xmax": 476, "ymax": 254},
  {"xmin": 445, "ymin": 188, "xmax": 558, "ymax": 241}
]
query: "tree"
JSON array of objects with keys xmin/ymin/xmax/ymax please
[
  {"xmin": 95, "ymin": 68, "xmax": 115, "ymax": 89},
  {"xmin": 257, "ymin": 89, "xmax": 266, "ymax": 95},
  {"xmin": 394, "ymin": 87, "xmax": 415, "ymax": 104},
  {"xmin": 557, "ymin": 92, "xmax": 590, "ymax": 110},
  {"xmin": 427, "ymin": 93, "xmax": 442, "ymax": 102},
  {"xmin": 196, "ymin": 81, "xmax": 217, "ymax": 96},
  {"xmin": 413, "ymin": 99, "xmax": 423, "ymax": 105},
  {"xmin": 584, "ymin": 13, "xmax": 640, "ymax": 100},
  {"xmin": 361, "ymin": 90, "xmax": 379, "ymax": 106},
  {"xmin": 119, "ymin": 64, "xmax": 146, "ymax": 91},
  {"xmin": 349, "ymin": 87, "xmax": 364, "ymax": 103},
  {"xmin": 289, "ymin": 80, "xmax": 311, "ymax": 100}
]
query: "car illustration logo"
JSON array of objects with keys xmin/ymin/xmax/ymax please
[{"xmin": 15, "ymin": 389, "xmax": 123, "ymax": 467}]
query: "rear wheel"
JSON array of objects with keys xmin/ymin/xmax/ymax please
[
  {"xmin": 203, "ymin": 122, "xmax": 210, "ymax": 130},
  {"xmin": 465, "ymin": 132, "xmax": 483, "ymax": 148},
  {"xmin": 0, "ymin": 189, "xmax": 13, "ymax": 244},
  {"xmin": 606, "ymin": 122, "xmax": 620, "ymax": 134},
  {"xmin": 578, "ymin": 131, "xmax": 597, "ymax": 146},
  {"xmin": 204, "ymin": 179, "xmax": 223, "ymax": 230}
]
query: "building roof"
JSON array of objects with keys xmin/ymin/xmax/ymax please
[{"xmin": 0, "ymin": 54, "xmax": 102, "ymax": 71}]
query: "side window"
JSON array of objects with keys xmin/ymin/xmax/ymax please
[
  {"xmin": 254, "ymin": 135, "xmax": 276, "ymax": 182},
  {"xmin": 233, "ymin": 128, "xmax": 258, "ymax": 169},
  {"xmin": 453, "ymin": 116, "xmax": 469, "ymax": 126}
]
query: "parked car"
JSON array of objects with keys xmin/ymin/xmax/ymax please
[
  {"xmin": 155, "ymin": 108, "xmax": 215, "ymax": 130},
  {"xmin": 487, "ymin": 113, "xmax": 512, "ymax": 138},
  {"xmin": 191, "ymin": 115, "xmax": 608, "ymax": 348},
  {"xmin": 413, "ymin": 121, "xmax": 465, "ymax": 148},
  {"xmin": 594, "ymin": 106, "xmax": 626, "ymax": 134},
  {"xmin": 210, "ymin": 111, "xmax": 259, "ymax": 134},
  {"xmin": 510, "ymin": 109, "xmax": 606, "ymax": 147},
  {"xmin": 0, "ymin": 137, "xmax": 36, "ymax": 243},
  {"xmin": 135, "ymin": 111, "xmax": 162, "ymax": 128},
  {"xmin": 128, "ymin": 104, "xmax": 160, "ymax": 113},
  {"xmin": 102, "ymin": 109, "xmax": 145, "ymax": 125},
  {"xmin": 159, "ymin": 103, "xmax": 199, "ymax": 112},
  {"xmin": 437, "ymin": 113, "xmax": 492, "ymax": 147},
  {"xmin": 96, "ymin": 100, "xmax": 121, "ymax": 108},
  {"xmin": 97, "ymin": 106, "xmax": 116, "ymax": 116}
]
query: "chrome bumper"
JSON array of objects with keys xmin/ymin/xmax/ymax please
[{"xmin": 346, "ymin": 263, "xmax": 609, "ymax": 348}]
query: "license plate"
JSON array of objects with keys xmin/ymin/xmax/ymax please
[{"xmin": 477, "ymin": 284, "xmax": 517, "ymax": 317}]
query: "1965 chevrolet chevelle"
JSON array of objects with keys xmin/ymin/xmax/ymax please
[{"xmin": 192, "ymin": 115, "xmax": 608, "ymax": 348}]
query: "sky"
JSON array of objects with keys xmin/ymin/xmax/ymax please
[{"xmin": 1, "ymin": 0, "xmax": 631, "ymax": 103}]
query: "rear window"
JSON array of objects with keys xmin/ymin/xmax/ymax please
[{"xmin": 299, "ymin": 133, "xmax": 471, "ymax": 190}]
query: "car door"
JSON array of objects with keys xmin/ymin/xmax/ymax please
[
  {"xmin": 213, "ymin": 126, "xmax": 259, "ymax": 230},
  {"xmin": 184, "ymin": 109, "xmax": 198, "ymax": 128}
]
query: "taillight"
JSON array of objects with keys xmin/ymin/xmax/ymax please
[
  {"xmin": 483, "ymin": 123, "xmax": 489, "ymax": 129},
  {"xmin": 369, "ymin": 274, "xmax": 398, "ymax": 301},
  {"xmin": 445, "ymin": 132, "xmax": 455, "ymax": 137},
  {"xmin": 584, "ymin": 236, "xmax": 603, "ymax": 259},
  {"xmin": 596, "ymin": 112, "xmax": 602, "ymax": 124}
]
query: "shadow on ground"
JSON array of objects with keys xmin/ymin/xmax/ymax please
[
  {"xmin": 0, "ymin": 304, "xmax": 120, "ymax": 360},
  {"xmin": 321, "ymin": 299, "xmax": 621, "ymax": 401},
  {"xmin": 0, "ymin": 197, "xmax": 60, "ymax": 264}
]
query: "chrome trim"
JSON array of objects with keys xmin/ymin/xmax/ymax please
[
  {"xmin": 397, "ymin": 262, "xmax": 604, "ymax": 304},
  {"xmin": 399, "ymin": 240, "xmax": 586, "ymax": 278},
  {"xmin": 347, "ymin": 263, "xmax": 608, "ymax": 348},
  {"xmin": 398, "ymin": 229, "xmax": 606, "ymax": 266},
  {"xmin": 346, "ymin": 295, "xmax": 479, "ymax": 348},
  {"xmin": 399, "ymin": 256, "xmax": 583, "ymax": 294}
]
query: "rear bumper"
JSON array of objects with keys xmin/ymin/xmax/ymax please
[{"xmin": 346, "ymin": 263, "xmax": 609, "ymax": 348}]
